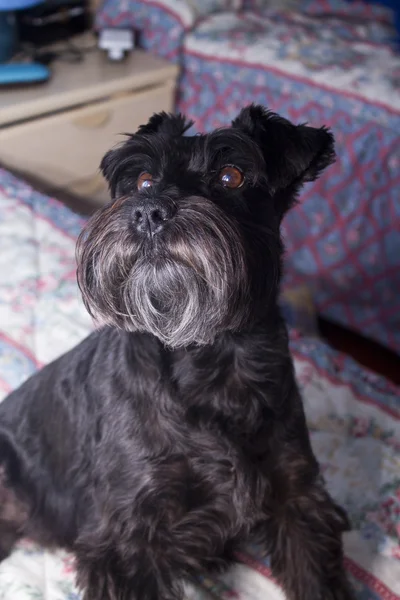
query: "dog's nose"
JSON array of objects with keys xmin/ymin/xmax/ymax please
[{"xmin": 132, "ymin": 201, "xmax": 175, "ymax": 236}]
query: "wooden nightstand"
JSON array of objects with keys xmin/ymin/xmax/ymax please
[{"xmin": 0, "ymin": 36, "xmax": 179, "ymax": 205}]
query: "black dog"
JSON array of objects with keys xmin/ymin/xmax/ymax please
[{"xmin": 0, "ymin": 105, "xmax": 354, "ymax": 600}]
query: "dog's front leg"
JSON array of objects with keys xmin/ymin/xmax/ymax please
[
  {"xmin": 75, "ymin": 533, "xmax": 186, "ymax": 600},
  {"xmin": 267, "ymin": 477, "xmax": 354, "ymax": 600},
  {"xmin": 76, "ymin": 555, "xmax": 183, "ymax": 600},
  {"xmin": 260, "ymin": 396, "xmax": 355, "ymax": 600}
]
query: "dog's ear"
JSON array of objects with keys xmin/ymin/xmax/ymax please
[
  {"xmin": 99, "ymin": 147, "xmax": 121, "ymax": 191},
  {"xmin": 136, "ymin": 112, "xmax": 194, "ymax": 137},
  {"xmin": 232, "ymin": 104, "xmax": 335, "ymax": 191},
  {"xmin": 100, "ymin": 112, "xmax": 194, "ymax": 193}
]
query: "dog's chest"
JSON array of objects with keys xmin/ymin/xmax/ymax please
[
  {"xmin": 92, "ymin": 334, "xmax": 271, "ymax": 533},
  {"xmin": 135, "ymin": 388, "xmax": 266, "ymax": 523},
  {"xmin": 97, "ymin": 392, "xmax": 261, "ymax": 529},
  {"xmin": 112, "ymin": 426, "xmax": 262, "ymax": 537}
]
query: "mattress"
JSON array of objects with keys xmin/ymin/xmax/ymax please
[{"xmin": 0, "ymin": 168, "xmax": 399, "ymax": 599}]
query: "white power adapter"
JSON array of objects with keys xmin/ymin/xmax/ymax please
[{"xmin": 98, "ymin": 29, "xmax": 135, "ymax": 61}]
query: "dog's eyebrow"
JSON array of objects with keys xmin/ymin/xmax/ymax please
[{"xmin": 188, "ymin": 153, "xmax": 206, "ymax": 172}]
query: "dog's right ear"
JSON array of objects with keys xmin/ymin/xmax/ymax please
[
  {"xmin": 136, "ymin": 112, "xmax": 194, "ymax": 137},
  {"xmin": 99, "ymin": 148, "xmax": 119, "ymax": 191},
  {"xmin": 100, "ymin": 112, "xmax": 194, "ymax": 194}
]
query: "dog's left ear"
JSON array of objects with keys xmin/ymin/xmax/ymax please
[{"xmin": 232, "ymin": 104, "xmax": 335, "ymax": 192}]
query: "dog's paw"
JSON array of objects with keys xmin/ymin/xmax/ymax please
[{"xmin": 322, "ymin": 575, "xmax": 356, "ymax": 600}]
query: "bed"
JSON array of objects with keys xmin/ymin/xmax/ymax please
[{"xmin": 0, "ymin": 167, "xmax": 399, "ymax": 599}]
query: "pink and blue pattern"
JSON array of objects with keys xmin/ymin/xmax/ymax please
[{"xmin": 96, "ymin": 0, "xmax": 242, "ymax": 61}]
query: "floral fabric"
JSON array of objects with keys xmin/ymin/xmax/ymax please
[
  {"xmin": 184, "ymin": 9, "xmax": 399, "ymax": 110},
  {"xmin": 96, "ymin": 0, "xmax": 241, "ymax": 61}
]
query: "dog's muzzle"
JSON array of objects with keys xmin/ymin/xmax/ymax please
[{"xmin": 76, "ymin": 195, "xmax": 250, "ymax": 347}]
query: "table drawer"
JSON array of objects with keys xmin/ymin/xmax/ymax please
[
  {"xmin": 67, "ymin": 172, "xmax": 109, "ymax": 205},
  {"xmin": 0, "ymin": 80, "xmax": 175, "ymax": 190}
]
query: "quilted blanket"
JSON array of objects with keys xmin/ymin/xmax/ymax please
[{"xmin": 0, "ymin": 168, "xmax": 399, "ymax": 599}]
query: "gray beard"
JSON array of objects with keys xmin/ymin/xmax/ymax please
[{"xmin": 77, "ymin": 197, "xmax": 250, "ymax": 348}]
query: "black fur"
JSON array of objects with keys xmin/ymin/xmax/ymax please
[{"xmin": 0, "ymin": 105, "xmax": 354, "ymax": 600}]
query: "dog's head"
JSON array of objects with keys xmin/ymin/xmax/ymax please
[{"xmin": 76, "ymin": 105, "xmax": 334, "ymax": 347}]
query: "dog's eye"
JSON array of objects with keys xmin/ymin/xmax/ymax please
[
  {"xmin": 218, "ymin": 166, "xmax": 244, "ymax": 189},
  {"xmin": 137, "ymin": 172, "xmax": 153, "ymax": 191}
]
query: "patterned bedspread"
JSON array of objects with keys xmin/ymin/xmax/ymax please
[{"xmin": 0, "ymin": 168, "xmax": 399, "ymax": 599}]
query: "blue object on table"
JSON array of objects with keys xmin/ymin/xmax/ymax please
[
  {"xmin": 0, "ymin": 0, "xmax": 44, "ymax": 61},
  {"xmin": 0, "ymin": 0, "xmax": 50, "ymax": 83},
  {"xmin": 0, "ymin": 10, "xmax": 18, "ymax": 62},
  {"xmin": 0, "ymin": 62, "xmax": 49, "ymax": 84}
]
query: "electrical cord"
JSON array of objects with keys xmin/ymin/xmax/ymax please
[{"xmin": 13, "ymin": 36, "xmax": 97, "ymax": 66}]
